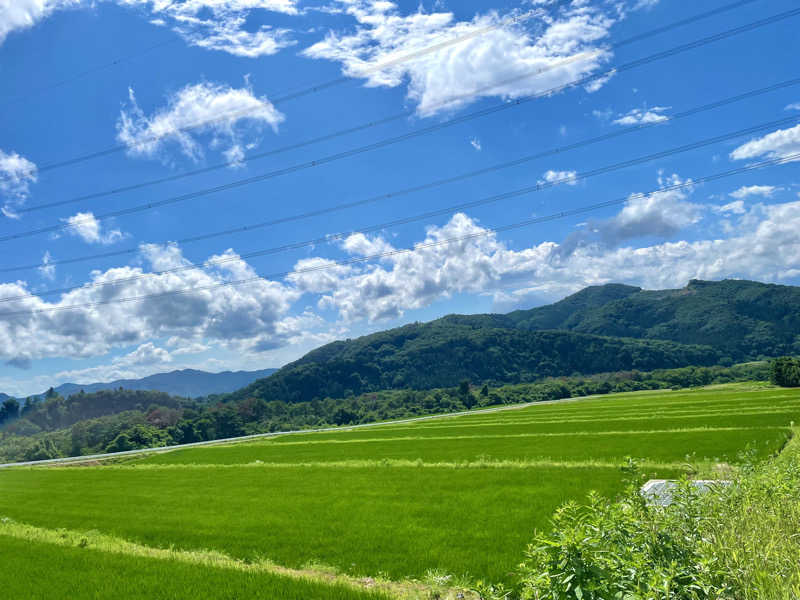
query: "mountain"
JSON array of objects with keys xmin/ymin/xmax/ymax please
[
  {"xmin": 231, "ymin": 328, "xmax": 719, "ymax": 404},
  {"xmin": 231, "ymin": 279, "xmax": 800, "ymax": 404},
  {"xmin": 35, "ymin": 368, "xmax": 278, "ymax": 400},
  {"xmin": 504, "ymin": 279, "xmax": 800, "ymax": 361}
]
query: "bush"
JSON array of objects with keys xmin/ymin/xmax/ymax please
[
  {"xmin": 504, "ymin": 438, "xmax": 800, "ymax": 600},
  {"xmin": 770, "ymin": 356, "xmax": 800, "ymax": 387}
]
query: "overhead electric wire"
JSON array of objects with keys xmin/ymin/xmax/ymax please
[
  {"xmin": 2, "ymin": 115, "xmax": 798, "ymax": 306},
  {"xmin": 4, "ymin": 0, "xmax": 761, "ymax": 183},
  {"xmin": 1, "ymin": 3, "xmax": 551, "ymax": 179},
  {"xmin": 3, "ymin": 76, "xmax": 798, "ymax": 275},
  {"xmin": 1, "ymin": 37, "xmax": 180, "ymax": 107},
  {"xmin": 12, "ymin": 72, "xmax": 800, "ymax": 232},
  {"xmin": 1, "ymin": 151, "xmax": 796, "ymax": 319},
  {"xmin": 5, "ymin": 6, "xmax": 798, "ymax": 244}
]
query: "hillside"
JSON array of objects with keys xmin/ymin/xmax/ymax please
[
  {"xmin": 232, "ymin": 327, "xmax": 718, "ymax": 404},
  {"xmin": 506, "ymin": 279, "xmax": 800, "ymax": 360},
  {"xmin": 232, "ymin": 279, "xmax": 799, "ymax": 404},
  {"xmin": 22, "ymin": 368, "xmax": 278, "ymax": 401}
]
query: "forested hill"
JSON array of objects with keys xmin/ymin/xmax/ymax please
[
  {"xmin": 504, "ymin": 279, "xmax": 800, "ymax": 360},
  {"xmin": 231, "ymin": 328, "xmax": 718, "ymax": 404},
  {"xmin": 230, "ymin": 279, "xmax": 799, "ymax": 405}
]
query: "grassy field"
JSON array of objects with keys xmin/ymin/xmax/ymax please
[
  {"xmin": 0, "ymin": 535, "xmax": 391, "ymax": 600},
  {"xmin": 1, "ymin": 384, "xmax": 798, "ymax": 597}
]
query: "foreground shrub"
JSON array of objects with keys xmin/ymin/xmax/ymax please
[{"xmin": 503, "ymin": 440, "xmax": 800, "ymax": 600}]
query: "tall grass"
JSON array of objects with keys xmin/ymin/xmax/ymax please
[{"xmin": 492, "ymin": 433, "xmax": 800, "ymax": 600}]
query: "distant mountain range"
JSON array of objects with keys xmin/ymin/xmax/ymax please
[
  {"xmin": 231, "ymin": 279, "xmax": 800, "ymax": 405},
  {"xmin": 16, "ymin": 368, "xmax": 278, "ymax": 400}
]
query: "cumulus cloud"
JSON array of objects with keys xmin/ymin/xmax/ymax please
[
  {"xmin": 0, "ymin": 148, "xmax": 38, "ymax": 218},
  {"xmin": 611, "ymin": 105, "xmax": 669, "ymax": 126},
  {"xmin": 470, "ymin": 138, "xmax": 482, "ymax": 151},
  {"xmin": 729, "ymin": 184, "xmax": 778, "ymax": 199},
  {"xmin": 62, "ymin": 211, "xmax": 126, "ymax": 245},
  {"xmin": 557, "ymin": 173, "xmax": 700, "ymax": 256},
  {"xmin": 785, "ymin": 102, "xmax": 800, "ymax": 111},
  {"xmin": 288, "ymin": 198, "xmax": 800, "ymax": 322},
  {"xmin": 113, "ymin": 341, "xmax": 172, "ymax": 367},
  {"xmin": 303, "ymin": 0, "xmax": 615, "ymax": 117},
  {"xmin": 538, "ymin": 169, "xmax": 578, "ymax": 186},
  {"xmin": 0, "ymin": 243, "xmax": 302, "ymax": 364},
  {"xmin": 117, "ymin": 81, "xmax": 284, "ymax": 165},
  {"xmin": 730, "ymin": 123, "xmax": 800, "ymax": 163}
]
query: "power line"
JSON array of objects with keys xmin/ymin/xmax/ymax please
[
  {"xmin": 0, "ymin": 78, "xmax": 800, "ymax": 273},
  {"xmin": 5, "ymin": 77, "xmax": 796, "ymax": 276},
  {"xmin": 0, "ymin": 37, "xmax": 180, "ymax": 108},
  {"xmin": 2, "ymin": 3, "xmax": 551, "ymax": 179},
  {"xmin": 5, "ymin": 7, "xmax": 797, "ymax": 242},
  {"xmin": 0, "ymin": 151, "xmax": 795, "ymax": 319},
  {"xmin": 5, "ymin": 0, "xmax": 761, "ymax": 183},
  {"xmin": 3, "ymin": 116, "xmax": 797, "ymax": 305}
]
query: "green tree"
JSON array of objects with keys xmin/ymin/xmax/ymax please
[
  {"xmin": 770, "ymin": 357, "xmax": 800, "ymax": 387},
  {"xmin": 0, "ymin": 398, "xmax": 21, "ymax": 424}
]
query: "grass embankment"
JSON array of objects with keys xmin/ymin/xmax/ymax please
[{"xmin": 0, "ymin": 384, "xmax": 797, "ymax": 597}]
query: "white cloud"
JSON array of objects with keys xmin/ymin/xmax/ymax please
[
  {"xmin": 730, "ymin": 123, "xmax": 800, "ymax": 163},
  {"xmin": 0, "ymin": 243, "xmax": 303, "ymax": 365},
  {"xmin": 303, "ymin": 1, "xmax": 615, "ymax": 117},
  {"xmin": 611, "ymin": 105, "xmax": 669, "ymax": 126},
  {"xmin": 538, "ymin": 169, "xmax": 578, "ymax": 186},
  {"xmin": 1, "ymin": 1, "xmax": 298, "ymax": 55},
  {"xmin": 38, "ymin": 251, "xmax": 56, "ymax": 280},
  {"xmin": 470, "ymin": 137, "xmax": 482, "ymax": 151},
  {"xmin": 290, "ymin": 198, "xmax": 800, "ymax": 322},
  {"xmin": 0, "ymin": 0, "xmax": 79, "ymax": 45},
  {"xmin": 729, "ymin": 184, "xmax": 778, "ymax": 199},
  {"xmin": 785, "ymin": 102, "xmax": 800, "ymax": 111},
  {"xmin": 0, "ymin": 148, "xmax": 38, "ymax": 218},
  {"xmin": 62, "ymin": 211, "xmax": 126, "ymax": 245},
  {"xmin": 558, "ymin": 173, "xmax": 700, "ymax": 255},
  {"xmin": 117, "ymin": 81, "xmax": 284, "ymax": 165},
  {"xmin": 113, "ymin": 342, "xmax": 172, "ymax": 367},
  {"xmin": 713, "ymin": 200, "xmax": 746, "ymax": 215},
  {"xmin": 122, "ymin": 0, "xmax": 299, "ymax": 57}
]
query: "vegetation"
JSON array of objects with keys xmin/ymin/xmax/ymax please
[
  {"xmin": 770, "ymin": 356, "xmax": 800, "ymax": 387},
  {"xmin": 0, "ymin": 362, "xmax": 771, "ymax": 464},
  {"xmin": 232, "ymin": 328, "xmax": 719, "ymax": 405},
  {"xmin": 483, "ymin": 431, "xmax": 800, "ymax": 600},
  {"xmin": 0, "ymin": 535, "xmax": 391, "ymax": 600},
  {"xmin": 230, "ymin": 279, "xmax": 800, "ymax": 405},
  {"xmin": 1, "ymin": 384, "xmax": 797, "ymax": 591}
]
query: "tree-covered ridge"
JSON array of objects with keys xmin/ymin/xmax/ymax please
[
  {"xmin": 506, "ymin": 279, "xmax": 800, "ymax": 360},
  {"xmin": 233, "ymin": 326, "xmax": 719, "ymax": 405},
  {"xmin": 234, "ymin": 279, "xmax": 799, "ymax": 405}
]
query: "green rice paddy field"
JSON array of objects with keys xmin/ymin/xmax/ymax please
[{"xmin": 1, "ymin": 384, "xmax": 798, "ymax": 598}]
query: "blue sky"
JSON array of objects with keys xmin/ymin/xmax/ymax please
[{"xmin": 0, "ymin": 0, "xmax": 799, "ymax": 396}]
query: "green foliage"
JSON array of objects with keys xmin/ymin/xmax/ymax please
[
  {"xmin": 770, "ymin": 356, "xmax": 800, "ymax": 387},
  {"xmin": 0, "ymin": 363, "xmax": 776, "ymax": 464},
  {"xmin": 233, "ymin": 327, "xmax": 719, "ymax": 405},
  {"xmin": 0, "ymin": 536, "xmax": 391, "ymax": 600},
  {"xmin": 512, "ymin": 438, "xmax": 800, "ymax": 600},
  {"xmin": 0, "ymin": 397, "xmax": 20, "ymax": 424}
]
